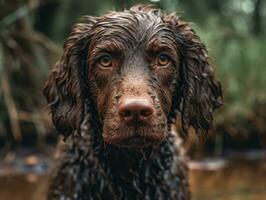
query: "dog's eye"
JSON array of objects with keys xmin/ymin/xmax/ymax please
[
  {"xmin": 99, "ymin": 55, "xmax": 112, "ymax": 67},
  {"xmin": 158, "ymin": 54, "xmax": 170, "ymax": 66}
]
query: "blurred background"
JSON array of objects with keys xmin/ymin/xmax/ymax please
[{"xmin": 0, "ymin": 0, "xmax": 265, "ymax": 199}]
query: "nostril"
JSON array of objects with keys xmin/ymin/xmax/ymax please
[
  {"xmin": 140, "ymin": 108, "xmax": 154, "ymax": 118},
  {"xmin": 119, "ymin": 108, "xmax": 134, "ymax": 124},
  {"xmin": 118, "ymin": 106, "xmax": 133, "ymax": 121}
]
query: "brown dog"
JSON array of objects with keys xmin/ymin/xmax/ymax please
[{"xmin": 44, "ymin": 4, "xmax": 222, "ymax": 200}]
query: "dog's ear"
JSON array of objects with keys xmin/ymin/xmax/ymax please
[
  {"xmin": 164, "ymin": 14, "xmax": 223, "ymax": 134},
  {"xmin": 43, "ymin": 16, "xmax": 97, "ymax": 139}
]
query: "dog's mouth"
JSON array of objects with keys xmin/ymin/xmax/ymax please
[
  {"xmin": 118, "ymin": 135, "xmax": 151, "ymax": 148},
  {"xmin": 103, "ymin": 128, "xmax": 166, "ymax": 149}
]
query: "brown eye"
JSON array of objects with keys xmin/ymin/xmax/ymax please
[
  {"xmin": 158, "ymin": 54, "xmax": 170, "ymax": 66},
  {"xmin": 99, "ymin": 55, "xmax": 112, "ymax": 67}
]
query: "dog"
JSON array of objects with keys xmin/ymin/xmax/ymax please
[{"xmin": 44, "ymin": 4, "xmax": 222, "ymax": 200}]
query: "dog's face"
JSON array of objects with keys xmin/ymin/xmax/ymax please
[
  {"xmin": 44, "ymin": 5, "xmax": 222, "ymax": 149},
  {"xmin": 88, "ymin": 12, "xmax": 180, "ymax": 148}
]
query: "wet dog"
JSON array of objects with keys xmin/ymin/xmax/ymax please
[{"xmin": 44, "ymin": 4, "xmax": 222, "ymax": 200}]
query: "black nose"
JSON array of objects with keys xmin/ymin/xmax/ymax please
[{"xmin": 118, "ymin": 98, "xmax": 154, "ymax": 125}]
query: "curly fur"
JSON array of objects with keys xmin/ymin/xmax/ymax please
[{"xmin": 43, "ymin": 4, "xmax": 222, "ymax": 200}]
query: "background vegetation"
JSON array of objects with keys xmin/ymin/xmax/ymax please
[{"xmin": 0, "ymin": 0, "xmax": 266, "ymax": 156}]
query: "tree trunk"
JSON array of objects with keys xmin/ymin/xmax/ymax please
[{"xmin": 252, "ymin": 0, "xmax": 263, "ymax": 36}]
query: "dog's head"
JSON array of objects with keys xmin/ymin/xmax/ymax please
[{"xmin": 44, "ymin": 5, "xmax": 222, "ymax": 149}]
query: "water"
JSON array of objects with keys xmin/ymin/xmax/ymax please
[
  {"xmin": 0, "ymin": 153, "xmax": 265, "ymax": 200},
  {"xmin": 189, "ymin": 157, "xmax": 266, "ymax": 200}
]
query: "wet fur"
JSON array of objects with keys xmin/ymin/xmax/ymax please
[{"xmin": 44, "ymin": 5, "xmax": 222, "ymax": 200}]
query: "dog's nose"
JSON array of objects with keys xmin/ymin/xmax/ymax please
[{"xmin": 118, "ymin": 98, "xmax": 154, "ymax": 125}]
